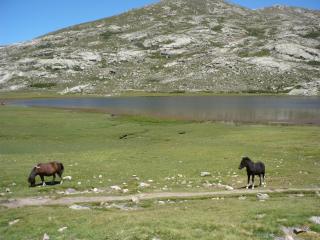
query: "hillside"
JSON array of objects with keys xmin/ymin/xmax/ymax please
[{"xmin": 0, "ymin": 0, "xmax": 319, "ymax": 95}]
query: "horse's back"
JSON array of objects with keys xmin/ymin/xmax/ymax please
[
  {"xmin": 36, "ymin": 162, "xmax": 62, "ymax": 175},
  {"xmin": 256, "ymin": 161, "xmax": 265, "ymax": 173}
]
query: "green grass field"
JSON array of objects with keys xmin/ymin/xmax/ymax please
[{"xmin": 0, "ymin": 105, "xmax": 319, "ymax": 239}]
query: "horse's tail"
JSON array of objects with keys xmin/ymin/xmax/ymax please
[
  {"xmin": 60, "ymin": 162, "xmax": 64, "ymax": 173},
  {"xmin": 260, "ymin": 162, "xmax": 266, "ymax": 173},
  {"xmin": 58, "ymin": 162, "xmax": 64, "ymax": 175}
]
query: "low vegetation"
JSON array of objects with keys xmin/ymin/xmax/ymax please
[
  {"xmin": 238, "ymin": 49, "xmax": 271, "ymax": 58},
  {"xmin": 303, "ymin": 30, "xmax": 320, "ymax": 39}
]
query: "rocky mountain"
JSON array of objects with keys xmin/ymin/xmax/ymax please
[{"xmin": 0, "ymin": 0, "xmax": 319, "ymax": 95}]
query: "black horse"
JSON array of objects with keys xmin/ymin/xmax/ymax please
[{"xmin": 239, "ymin": 156, "xmax": 265, "ymax": 189}]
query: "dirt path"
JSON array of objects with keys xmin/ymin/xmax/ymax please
[{"xmin": 1, "ymin": 188, "xmax": 319, "ymax": 208}]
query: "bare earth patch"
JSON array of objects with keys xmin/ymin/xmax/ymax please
[{"xmin": 1, "ymin": 187, "xmax": 319, "ymax": 208}]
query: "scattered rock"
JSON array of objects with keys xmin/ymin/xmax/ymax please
[
  {"xmin": 69, "ymin": 204, "xmax": 90, "ymax": 210},
  {"xmin": 238, "ymin": 195, "xmax": 246, "ymax": 200},
  {"xmin": 200, "ymin": 172, "xmax": 211, "ymax": 177},
  {"xmin": 310, "ymin": 216, "xmax": 320, "ymax": 224},
  {"xmin": 43, "ymin": 233, "xmax": 50, "ymax": 240},
  {"xmin": 256, "ymin": 214, "xmax": 266, "ymax": 219},
  {"xmin": 225, "ymin": 185, "xmax": 234, "ymax": 190},
  {"xmin": 110, "ymin": 185, "xmax": 122, "ymax": 191},
  {"xmin": 202, "ymin": 182, "xmax": 213, "ymax": 188},
  {"xmin": 98, "ymin": 175, "xmax": 102, "ymax": 178},
  {"xmin": 8, "ymin": 219, "xmax": 20, "ymax": 226},
  {"xmin": 63, "ymin": 176, "xmax": 72, "ymax": 181},
  {"xmin": 58, "ymin": 226, "xmax": 68, "ymax": 232},
  {"xmin": 131, "ymin": 196, "xmax": 140, "ymax": 204},
  {"xmin": 5, "ymin": 188, "xmax": 11, "ymax": 193},
  {"xmin": 65, "ymin": 188, "xmax": 77, "ymax": 194},
  {"xmin": 256, "ymin": 193, "xmax": 269, "ymax": 201},
  {"xmin": 77, "ymin": 181, "xmax": 82, "ymax": 185},
  {"xmin": 152, "ymin": 237, "xmax": 161, "ymax": 240},
  {"xmin": 138, "ymin": 182, "xmax": 150, "ymax": 188},
  {"xmin": 293, "ymin": 227, "xmax": 309, "ymax": 234},
  {"xmin": 122, "ymin": 188, "xmax": 129, "ymax": 193},
  {"xmin": 105, "ymin": 203, "xmax": 139, "ymax": 211}
]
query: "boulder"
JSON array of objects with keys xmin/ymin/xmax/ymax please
[
  {"xmin": 8, "ymin": 219, "xmax": 20, "ymax": 226},
  {"xmin": 310, "ymin": 216, "xmax": 320, "ymax": 224},
  {"xmin": 69, "ymin": 204, "xmax": 90, "ymax": 210},
  {"xmin": 65, "ymin": 188, "xmax": 77, "ymax": 194},
  {"xmin": 293, "ymin": 227, "xmax": 308, "ymax": 234},
  {"xmin": 138, "ymin": 182, "xmax": 150, "ymax": 188},
  {"xmin": 58, "ymin": 226, "xmax": 68, "ymax": 232},
  {"xmin": 200, "ymin": 172, "xmax": 211, "ymax": 177},
  {"xmin": 43, "ymin": 233, "xmax": 50, "ymax": 240},
  {"xmin": 110, "ymin": 185, "xmax": 122, "ymax": 191},
  {"xmin": 256, "ymin": 193, "xmax": 269, "ymax": 201},
  {"xmin": 131, "ymin": 196, "xmax": 140, "ymax": 204}
]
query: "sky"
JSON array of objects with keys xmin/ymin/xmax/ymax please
[{"xmin": 1, "ymin": 0, "xmax": 320, "ymax": 45}]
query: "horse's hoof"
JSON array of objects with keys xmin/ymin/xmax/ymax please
[
  {"xmin": 60, "ymin": 181, "xmax": 63, "ymax": 185},
  {"xmin": 42, "ymin": 183, "xmax": 46, "ymax": 186},
  {"xmin": 246, "ymin": 186, "xmax": 249, "ymax": 189}
]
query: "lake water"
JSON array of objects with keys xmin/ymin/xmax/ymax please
[{"xmin": 8, "ymin": 96, "xmax": 320, "ymax": 125}]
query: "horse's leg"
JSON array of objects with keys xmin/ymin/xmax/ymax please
[
  {"xmin": 252, "ymin": 175, "xmax": 255, "ymax": 189},
  {"xmin": 57, "ymin": 172, "xmax": 63, "ymax": 184},
  {"xmin": 263, "ymin": 173, "xmax": 266, "ymax": 187},
  {"xmin": 52, "ymin": 174, "xmax": 56, "ymax": 184},
  {"xmin": 40, "ymin": 175, "xmax": 46, "ymax": 186},
  {"xmin": 259, "ymin": 174, "xmax": 262, "ymax": 186},
  {"xmin": 246, "ymin": 174, "xmax": 250, "ymax": 189}
]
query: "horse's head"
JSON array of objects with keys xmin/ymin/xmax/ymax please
[
  {"xmin": 239, "ymin": 156, "xmax": 251, "ymax": 169},
  {"xmin": 28, "ymin": 167, "xmax": 38, "ymax": 187}
]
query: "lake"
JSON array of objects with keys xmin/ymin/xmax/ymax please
[{"xmin": 8, "ymin": 96, "xmax": 320, "ymax": 125}]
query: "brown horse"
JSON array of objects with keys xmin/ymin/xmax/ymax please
[{"xmin": 28, "ymin": 161, "xmax": 64, "ymax": 187}]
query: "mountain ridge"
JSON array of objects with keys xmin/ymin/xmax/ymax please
[{"xmin": 0, "ymin": 0, "xmax": 319, "ymax": 95}]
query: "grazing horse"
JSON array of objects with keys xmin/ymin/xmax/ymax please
[
  {"xmin": 239, "ymin": 156, "xmax": 265, "ymax": 189},
  {"xmin": 28, "ymin": 161, "xmax": 64, "ymax": 187}
]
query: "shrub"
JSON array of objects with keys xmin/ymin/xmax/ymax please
[
  {"xmin": 307, "ymin": 61, "xmax": 320, "ymax": 66},
  {"xmin": 303, "ymin": 30, "xmax": 320, "ymax": 39},
  {"xmin": 29, "ymin": 82, "xmax": 56, "ymax": 88},
  {"xmin": 245, "ymin": 27, "xmax": 265, "ymax": 38}
]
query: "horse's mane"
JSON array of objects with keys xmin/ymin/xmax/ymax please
[{"xmin": 242, "ymin": 156, "xmax": 253, "ymax": 162}]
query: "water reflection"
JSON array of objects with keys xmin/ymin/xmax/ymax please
[{"xmin": 9, "ymin": 96, "xmax": 320, "ymax": 125}]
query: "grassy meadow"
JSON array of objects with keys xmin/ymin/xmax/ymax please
[
  {"xmin": 0, "ymin": 104, "xmax": 319, "ymax": 239},
  {"xmin": 1, "ymin": 194, "xmax": 320, "ymax": 240}
]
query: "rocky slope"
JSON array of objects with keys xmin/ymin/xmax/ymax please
[{"xmin": 0, "ymin": 0, "xmax": 319, "ymax": 95}]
